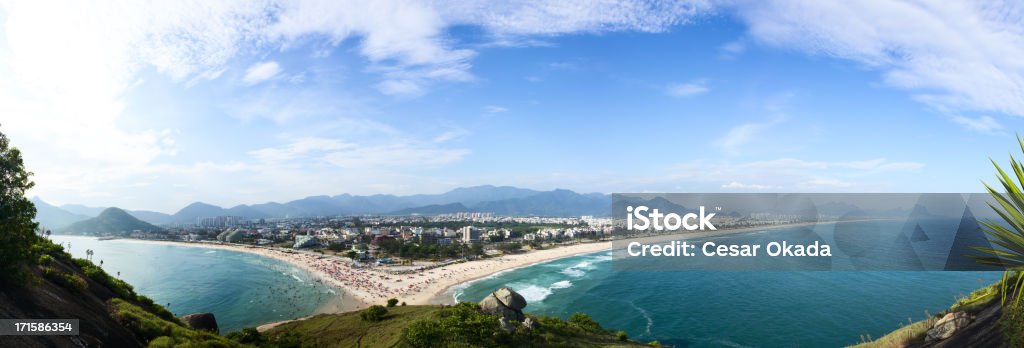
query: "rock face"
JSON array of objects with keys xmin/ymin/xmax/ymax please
[
  {"xmin": 480, "ymin": 287, "xmax": 527, "ymax": 323},
  {"xmin": 180, "ymin": 313, "xmax": 219, "ymax": 334},
  {"xmin": 926, "ymin": 312, "xmax": 974, "ymax": 342}
]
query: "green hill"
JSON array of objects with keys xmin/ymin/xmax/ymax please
[
  {"xmin": 60, "ymin": 207, "xmax": 164, "ymax": 235},
  {"xmin": 1, "ymin": 238, "xmax": 240, "ymax": 347},
  {"xmin": 258, "ymin": 304, "xmax": 649, "ymax": 348}
]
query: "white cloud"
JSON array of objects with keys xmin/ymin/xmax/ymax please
[
  {"xmin": 665, "ymin": 81, "xmax": 709, "ymax": 98},
  {"xmin": 734, "ymin": 1, "xmax": 1024, "ymax": 119},
  {"xmin": 432, "ymin": 127, "xmax": 468, "ymax": 143},
  {"xmin": 717, "ymin": 119, "xmax": 779, "ymax": 156},
  {"xmin": 249, "ymin": 137, "xmax": 350, "ymax": 162},
  {"xmin": 440, "ymin": 1, "xmax": 712, "ymax": 35},
  {"xmin": 248, "ymin": 133, "xmax": 471, "ymax": 168},
  {"xmin": 719, "ymin": 40, "xmax": 745, "ymax": 58},
  {"xmin": 321, "ymin": 144, "xmax": 469, "ymax": 169},
  {"xmin": 952, "ymin": 115, "xmax": 1003, "ymax": 133},
  {"xmin": 801, "ymin": 177, "xmax": 854, "ymax": 188},
  {"xmin": 243, "ymin": 61, "xmax": 282, "ymax": 85},
  {"xmin": 484, "ymin": 105, "xmax": 508, "ymax": 113},
  {"xmin": 721, "ymin": 181, "xmax": 775, "ymax": 190},
  {"xmin": 674, "ymin": 158, "xmax": 921, "ymax": 191},
  {"xmin": 377, "ymin": 79, "xmax": 424, "ymax": 96}
]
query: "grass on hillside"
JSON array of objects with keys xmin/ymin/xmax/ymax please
[
  {"xmin": 848, "ymin": 281, "xmax": 1001, "ymax": 348},
  {"xmin": 110, "ymin": 298, "xmax": 245, "ymax": 348},
  {"xmin": 264, "ymin": 304, "xmax": 648, "ymax": 348}
]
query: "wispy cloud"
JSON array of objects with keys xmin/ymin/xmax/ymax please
[
  {"xmin": 377, "ymin": 79, "xmax": 424, "ymax": 97},
  {"xmin": 721, "ymin": 181, "xmax": 776, "ymax": 190},
  {"xmin": 665, "ymin": 81, "xmax": 709, "ymax": 98},
  {"xmin": 249, "ymin": 137, "xmax": 350, "ymax": 162},
  {"xmin": 484, "ymin": 105, "xmax": 508, "ymax": 113},
  {"xmin": 735, "ymin": 1, "xmax": 1024, "ymax": 121},
  {"xmin": 243, "ymin": 61, "xmax": 282, "ymax": 85},
  {"xmin": 717, "ymin": 118, "xmax": 782, "ymax": 156},
  {"xmin": 952, "ymin": 115, "xmax": 1002, "ymax": 133},
  {"xmin": 719, "ymin": 40, "xmax": 746, "ymax": 59}
]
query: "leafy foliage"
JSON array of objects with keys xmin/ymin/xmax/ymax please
[
  {"xmin": 970, "ymin": 135, "xmax": 1024, "ymax": 312},
  {"xmin": 568, "ymin": 312, "xmax": 604, "ymax": 333},
  {"xmin": 402, "ymin": 302, "xmax": 504, "ymax": 347},
  {"xmin": 110, "ymin": 298, "xmax": 242, "ymax": 347},
  {"xmin": 0, "ymin": 127, "xmax": 39, "ymax": 283},
  {"xmin": 1001, "ymin": 296, "xmax": 1024, "ymax": 348},
  {"xmin": 40, "ymin": 266, "xmax": 87, "ymax": 292},
  {"xmin": 360, "ymin": 305, "xmax": 389, "ymax": 322},
  {"xmin": 387, "ymin": 298, "xmax": 399, "ymax": 307}
]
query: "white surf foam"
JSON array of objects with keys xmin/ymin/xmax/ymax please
[
  {"xmin": 550, "ymin": 280, "xmax": 573, "ymax": 289},
  {"xmin": 516, "ymin": 285, "xmax": 553, "ymax": 303}
]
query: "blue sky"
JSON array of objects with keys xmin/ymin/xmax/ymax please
[{"xmin": 2, "ymin": 1, "xmax": 1024, "ymax": 213}]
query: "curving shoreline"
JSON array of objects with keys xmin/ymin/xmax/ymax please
[{"xmin": 106, "ymin": 238, "xmax": 613, "ymax": 311}]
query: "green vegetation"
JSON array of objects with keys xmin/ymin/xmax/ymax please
[
  {"xmin": 40, "ymin": 266, "xmax": 88, "ymax": 293},
  {"xmin": 972, "ymin": 135, "xmax": 1024, "ymax": 269},
  {"xmin": 496, "ymin": 242, "xmax": 523, "ymax": 254},
  {"xmin": 375, "ymin": 239, "xmax": 485, "ymax": 260},
  {"xmin": 616, "ymin": 331, "xmax": 628, "ymax": 342},
  {"xmin": 849, "ymin": 281, "xmax": 1001, "ymax": 347},
  {"xmin": 387, "ymin": 298, "xmax": 399, "ymax": 307},
  {"xmin": 263, "ymin": 304, "xmax": 644, "ymax": 348},
  {"xmin": 0, "ymin": 127, "xmax": 40, "ymax": 283},
  {"xmin": 61, "ymin": 207, "xmax": 164, "ymax": 236},
  {"xmin": 568, "ymin": 312, "xmax": 604, "ymax": 332},
  {"xmin": 360, "ymin": 305, "xmax": 389, "ymax": 322},
  {"xmin": 110, "ymin": 298, "xmax": 243, "ymax": 347}
]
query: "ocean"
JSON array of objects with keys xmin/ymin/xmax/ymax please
[
  {"xmin": 48, "ymin": 234, "xmax": 1002, "ymax": 346},
  {"xmin": 452, "ymin": 253, "xmax": 1001, "ymax": 347},
  {"xmin": 49, "ymin": 236, "xmax": 339, "ymax": 334}
]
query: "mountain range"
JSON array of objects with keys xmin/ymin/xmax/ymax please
[{"xmin": 32, "ymin": 186, "xmax": 611, "ymax": 228}]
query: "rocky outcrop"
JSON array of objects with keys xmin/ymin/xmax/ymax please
[
  {"xmin": 180, "ymin": 313, "xmax": 219, "ymax": 334},
  {"xmin": 522, "ymin": 317, "xmax": 538, "ymax": 331},
  {"xmin": 926, "ymin": 312, "xmax": 974, "ymax": 343},
  {"xmin": 480, "ymin": 287, "xmax": 527, "ymax": 323}
]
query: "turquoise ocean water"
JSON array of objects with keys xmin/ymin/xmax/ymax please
[
  {"xmin": 452, "ymin": 252, "xmax": 1000, "ymax": 347},
  {"xmin": 50, "ymin": 236, "xmax": 338, "ymax": 334},
  {"xmin": 50, "ymin": 233, "xmax": 1001, "ymax": 346},
  {"xmin": 452, "ymin": 223, "xmax": 1003, "ymax": 348}
]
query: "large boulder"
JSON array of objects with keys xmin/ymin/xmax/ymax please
[
  {"xmin": 926, "ymin": 312, "xmax": 974, "ymax": 342},
  {"xmin": 180, "ymin": 313, "xmax": 219, "ymax": 334},
  {"xmin": 493, "ymin": 287, "xmax": 527, "ymax": 310},
  {"xmin": 480, "ymin": 287, "xmax": 526, "ymax": 322}
]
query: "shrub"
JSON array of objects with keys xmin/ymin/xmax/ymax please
[
  {"xmin": 225, "ymin": 327, "xmax": 267, "ymax": 345},
  {"xmin": 387, "ymin": 298, "xmax": 399, "ymax": 307},
  {"xmin": 62, "ymin": 273, "xmax": 87, "ymax": 293},
  {"xmin": 1002, "ymin": 298, "xmax": 1024, "ymax": 347},
  {"xmin": 40, "ymin": 267, "xmax": 86, "ymax": 292},
  {"xmin": 109, "ymin": 298, "xmax": 236, "ymax": 346},
  {"xmin": 38, "ymin": 254, "xmax": 53, "ymax": 265},
  {"xmin": 74, "ymin": 257, "xmax": 137, "ymax": 300},
  {"xmin": 360, "ymin": 305, "xmax": 388, "ymax": 322},
  {"xmin": 0, "ymin": 129, "xmax": 39, "ymax": 283},
  {"xmin": 567, "ymin": 312, "xmax": 603, "ymax": 333},
  {"xmin": 31, "ymin": 239, "xmax": 68, "ymax": 260},
  {"xmin": 617, "ymin": 331, "xmax": 629, "ymax": 342},
  {"xmin": 403, "ymin": 319, "xmax": 445, "ymax": 347},
  {"xmin": 401, "ymin": 302, "xmax": 407, "ymax": 306}
]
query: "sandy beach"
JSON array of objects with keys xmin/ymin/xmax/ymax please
[
  {"xmin": 116, "ymin": 220, "xmax": 863, "ymax": 313},
  {"xmin": 101, "ymin": 220, "xmax": 873, "ymax": 331},
  {"xmin": 118, "ymin": 238, "xmax": 613, "ymax": 311}
]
